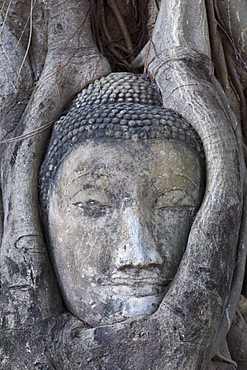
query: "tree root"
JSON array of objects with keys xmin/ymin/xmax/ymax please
[
  {"xmin": 107, "ymin": 0, "xmax": 133, "ymax": 53},
  {"xmin": 91, "ymin": 0, "xmax": 148, "ymax": 71},
  {"xmin": 227, "ymin": 309, "xmax": 247, "ymax": 368},
  {"xmin": 214, "ymin": 353, "xmax": 237, "ymax": 368}
]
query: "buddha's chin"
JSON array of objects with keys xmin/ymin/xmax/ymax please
[{"xmin": 69, "ymin": 286, "xmax": 168, "ymax": 327}]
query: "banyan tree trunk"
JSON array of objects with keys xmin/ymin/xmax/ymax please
[
  {"xmin": 146, "ymin": 0, "xmax": 246, "ymax": 367},
  {"xmin": 0, "ymin": 0, "xmax": 247, "ymax": 369}
]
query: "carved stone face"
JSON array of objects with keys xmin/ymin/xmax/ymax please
[{"xmin": 48, "ymin": 138, "xmax": 204, "ymax": 327}]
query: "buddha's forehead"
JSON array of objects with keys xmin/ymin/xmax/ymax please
[
  {"xmin": 60, "ymin": 138, "xmax": 196, "ymax": 167},
  {"xmin": 54, "ymin": 138, "xmax": 203, "ymax": 198}
]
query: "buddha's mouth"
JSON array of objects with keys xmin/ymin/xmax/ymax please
[
  {"xmin": 109, "ymin": 270, "xmax": 172, "ymax": 287},
  {"xmin": 110, "ymin": 278, "xmax": 170, "ymax": 286},
  {"xmin": 95, "ymin": 275, "xmax": 171, "ymax": 297}
]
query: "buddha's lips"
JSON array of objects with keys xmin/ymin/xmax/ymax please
[
  {"xmin": 95, "ymin": 280, "xmax": 169, "ymax": 298},
  {"xmin": 110, "ymin": 270, "xmax": 172, "ymax": 287},
  {"xmin": 96, "ymin": 271, "xmax": 172, "ymax": 288},
  {"xmin": 110, "ymin": 278, "xmax": 168, "ymax": 286}
]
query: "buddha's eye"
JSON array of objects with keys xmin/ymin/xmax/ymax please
[
  {"xmin": 157, "ymin": 206, "xmax": 195, "ymax": 216},
  {"xmin": 155, "ymin": 191, "xmax": 196, "ymax": 213},
  {"xmin": 73, "ymin": 200, "xmax": 111, "ymax": 218}
]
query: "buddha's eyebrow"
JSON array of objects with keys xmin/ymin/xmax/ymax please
[
  {"xmin": 70, "ymin": 187, "xmax": 104, "ymax": 200},
  {"xmin": 75, "ymin": 171, "xmax": 90, "ymax": 178},
  {"xmin": 179, "ymin": 174, "xmax": 201, "ymax": 189},
  {"xmin": 62, "ymin": 169, "xmax": 109, "ymax": 190},
  {"xmin": 63, "ymin": 172, "xmax": 91, "ymax": 188},
  {"xmin": 74, "ymin": 165, "xmax": 110, "ymax": 178}
]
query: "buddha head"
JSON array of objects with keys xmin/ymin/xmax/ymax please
[{"xmin": 39, "ymin": 73, "xmax": 205, "ymax": 327}]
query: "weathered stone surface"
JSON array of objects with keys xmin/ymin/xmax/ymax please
[{"xmin": 46, "ymin": 138, "xmax": 203, "ymax": 327}]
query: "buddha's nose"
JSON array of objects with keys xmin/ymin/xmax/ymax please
[{"xmin": 114, "ymin": 201, "xmax": 163, "ymax": 270}]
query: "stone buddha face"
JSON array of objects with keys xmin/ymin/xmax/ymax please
[{"xmin": 47, "ymin": 137, "xmax": 204, "ymax": 327}]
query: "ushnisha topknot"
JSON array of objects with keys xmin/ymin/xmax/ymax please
[{"xmin": 39, "ymin": 72, "xmax": 204, "ymax": 207}]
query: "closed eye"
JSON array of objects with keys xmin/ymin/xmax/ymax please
[
  {"xmin": 157, "ymin": 205, "xmax": 195, "ymax": 211},
  {"xmin": 155, "ymin": 190, "xmax": 197, "ymax": 209},
  {"xmin": 72, "ymin": 200, "xmax": 112, "ymax": 218},
  {"xmin": 156, "ymin": 205, "xmax": 196, "ymax": 218}
]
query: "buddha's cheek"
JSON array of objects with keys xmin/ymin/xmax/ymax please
[
  {"xmin": 48, "ymin": 204, "xmax": 120, "ymax": 291},
  {"xmin": 52, "ymin": 226, "xmax": 100, "ymax": 275},
  {"xmin": 151, "ymin": 208, "xmax": 193, "ymax": 279},
  {"xmin": 48, "ymin": 224, "xmax": 111, "ymax": 324}
]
